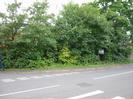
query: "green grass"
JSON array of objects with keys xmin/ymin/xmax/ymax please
[
  {"xmin": 37, "ymin": 60, "xmax": 133, "ymax": 70},
  {"xmin": 5, "ymin": 60, "xmax": 133, "ymax": 71}
]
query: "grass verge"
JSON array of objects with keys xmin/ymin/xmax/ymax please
[{"xmin": 4, "ymin": 60, "xmax": 133, "ymax": 71}]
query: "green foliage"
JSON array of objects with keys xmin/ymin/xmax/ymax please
[
  {"xmin": 59, "ymin": 45, "xmax": 77, "ymax": 64},
  {"xmin": 0, "ymin": 1, "xmax": 25, "ymax": 43},
  {"xmin": 28, "ymin": 59, "xmax": 54, "ymax": 69},
  {"xmin": 23, "ymin": 0, "xmax": 53, "ymax": 43},
  {"xmin": 0, "ymin": 0, "xmax": 132, "ymax": 69},
  {"xmin": 55, "ymin": 3, "xmax": 113, "ymax": 62}
]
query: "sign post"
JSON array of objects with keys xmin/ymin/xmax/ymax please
[{"xmin": 98, "ymin": 49, "xmax": 105, "ymax": 61}]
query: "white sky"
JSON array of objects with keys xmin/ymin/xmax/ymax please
[{"xmin": 0, "ymin": 0, "xmax": 94, "ymax": 15}]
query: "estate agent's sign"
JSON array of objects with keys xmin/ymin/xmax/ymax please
[{"xmin": 98, "ymin": 49, "xmax": 104, "ymax": 55}]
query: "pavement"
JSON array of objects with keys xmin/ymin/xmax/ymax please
[{"xmin": 0, "ymin": 65, "xmax": 133, "ymax": 99}]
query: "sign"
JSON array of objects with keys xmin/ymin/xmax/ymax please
[{"xmin": 98, "ymin": 49, "xmax": 104, "ymax": 55}]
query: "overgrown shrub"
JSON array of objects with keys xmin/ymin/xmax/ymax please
[
  {"xmin": 1, "ymin": 0, "xmax": 133, "ymax": 69},
  {"xmin": 58, "ymin": 46, "xmax": 77, "ymax": 64},
  {"xmin": 28, "ymin": 58, "xmax": 55, "ymax": 69}
]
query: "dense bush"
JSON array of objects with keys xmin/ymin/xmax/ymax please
[{"xmin": 0, "ymin": 0, "xmax": 133, "ymax": 69}]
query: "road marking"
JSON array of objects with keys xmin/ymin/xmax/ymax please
[
  {"xmin": 0, "ymin": 85, "xmax": 60, "ymax": 97},
  {"xmin": 44, "ymin": 75, "xmax": 53, "ymax": 77},
  {"xmin": 44, "ymin": 72, "xmax": 79, "ymax": 78},
  {"xmin": 16, "ymin": 77, "xmax": 30, "ymax": 80},
  {"xmin": 94, "ymin": 70, "xmax": 133, "ymax": 80},
  {"xmin": 112, "ymin": 96, "xmax": 125, "ymax": 99},
  {"xmin": 1, "ymin": 72, "xmax": 79, "ymax": 83},
  {"xmin": 1, "ymin": 79, "xmax": 15, "ymax": 83},
  {"xmin": 30, "ymin": 76, "xmax": 44, "ymax": 79},
  {"xmin": 67, "ymin": 90, "xmax": 104, "ymax": 99}
]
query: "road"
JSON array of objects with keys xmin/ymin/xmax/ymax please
[{"xmin": 0, "ymin": 65, "xmax": 133, "ymax": 99}]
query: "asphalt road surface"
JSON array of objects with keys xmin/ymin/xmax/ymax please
[{"xmin": 0, "ymin": 65, "xmax": 133, "ymax": 99}]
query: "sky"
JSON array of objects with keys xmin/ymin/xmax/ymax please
[{"xmin": 0, "ymin": 0, "xmax": 94, "ymax": 15}]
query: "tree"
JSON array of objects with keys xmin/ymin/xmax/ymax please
[
  {"xmin": 24, "ymin": 0, "xmax": 57, "ymax": 59},
  {"xmin": 0, "ymin": 0, "xmax": 132, "ymax": 69},
  {"xmin": 0, "ymin": 1, "xmax": 27, "ymax": 68},
  {"xmin": 55, "ymin": 3, "xmax": 113, "ymax": 63},
  {"xmin": 0, "ymin": 1, "xmax": 25, "ymax": 44},
  {"xmin": 95, "ymin": 0, "xmax": 132, "ymax": 61}
]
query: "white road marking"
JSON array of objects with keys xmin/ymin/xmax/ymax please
[
  {"xmin": 1, "ymin": 72, "xmax": 79, "ymax": 83},
  {"xmin": 1, "ymin": 79, "xmax": 15, "ymax": 83},
  {"xmin": 44, "ymin": 75, "xmax": 53, "ymax": 77},
  {"xmin": 16, "ymin": 77, "xmax": 30, "ymax": 80},
  {"xmin": 30, "ymin": 76, "xmax": 44, "ymax": 79},
  {"xmin": 0, "ymin": 85, "xmax": 60, "ymax": 97},
  {"xmin": 67, "ymin": 90, "xmax": 104, "ymax": 99},
  {"xmin": 112, "ymin": 96, "xmax": 126, "ymax": 99},
  {"xmin": 44, "ymin": 72, "xmax": 79, "ymax": 77},
  {"xmin": 94, "ymin": 70, "xmax": 133, "ymax": 80}
]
